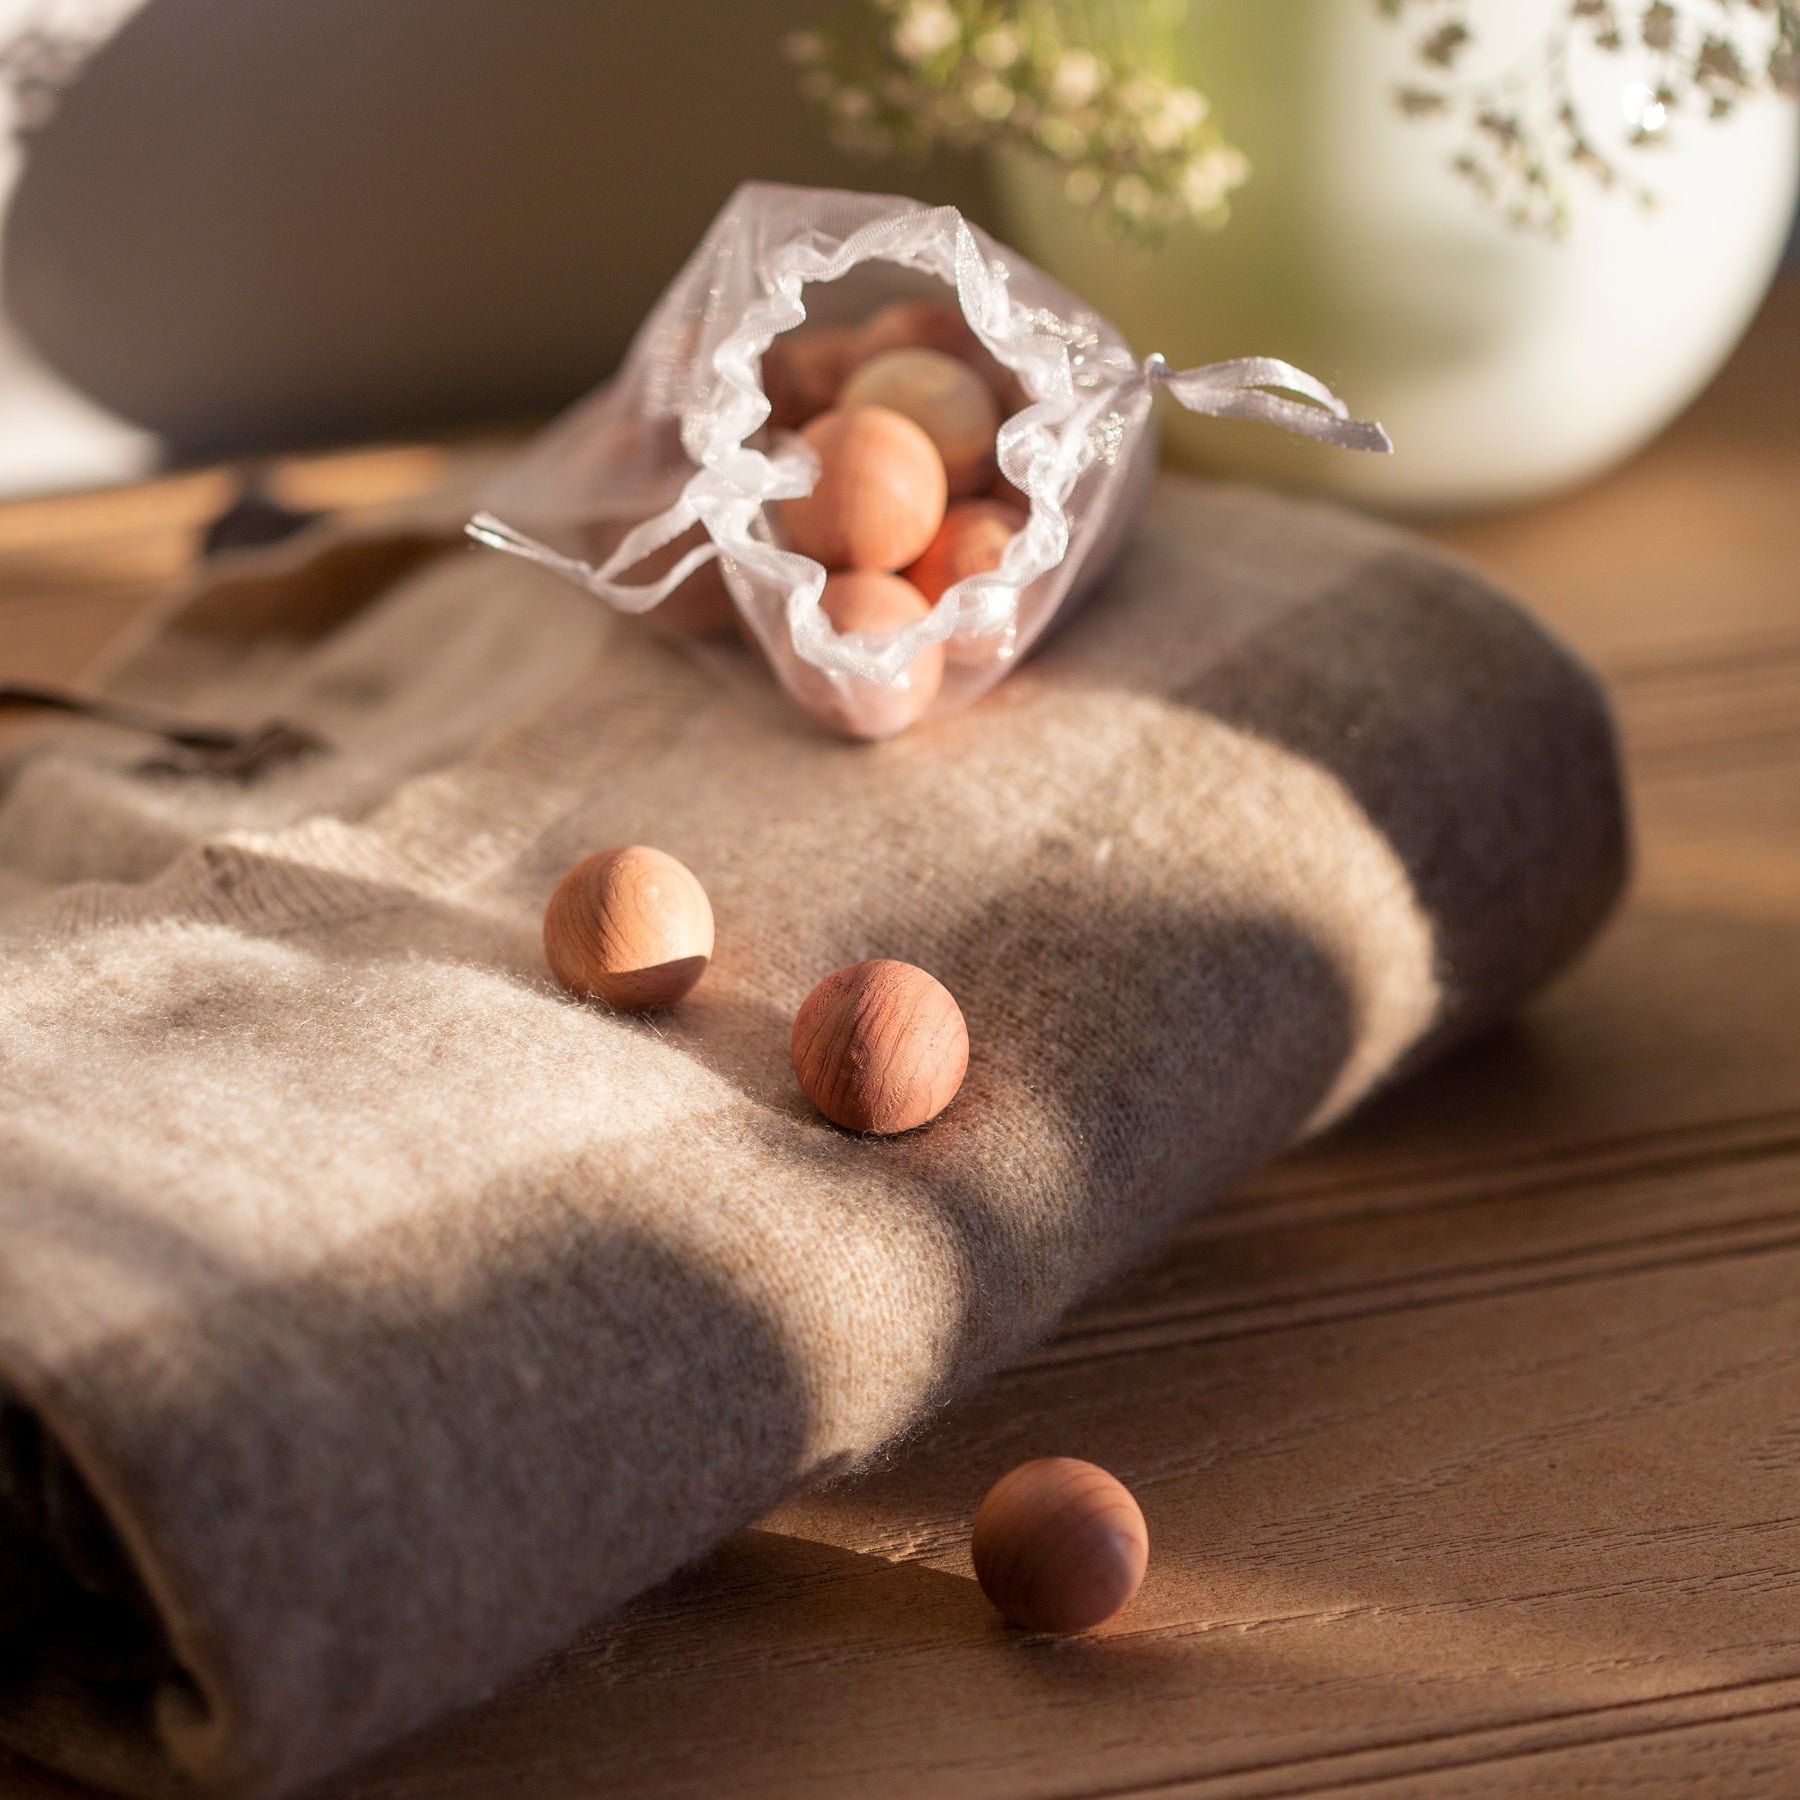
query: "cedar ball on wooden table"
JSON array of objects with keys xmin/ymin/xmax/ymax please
[{"xmin": 972, "ymin": 1458, "xmax": 1149, "ymax": 1634}]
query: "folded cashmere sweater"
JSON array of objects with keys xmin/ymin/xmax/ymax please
[{"xmin": 0, "ymin": 473, "xmax": 1626, "ymax": 1797}]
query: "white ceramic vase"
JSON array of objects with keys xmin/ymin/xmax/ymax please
[{"xmin": 989, "ymin": 0, "xmax": 1799, "ymax": 513}]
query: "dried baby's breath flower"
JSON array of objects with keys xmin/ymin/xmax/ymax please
[
  {"xmin": 1112, "ymin": 172, "xmax": 1154, "ymax": 218},
  {"xmin": 1382, "ymin": 0, "xmax": 1800, "ymax": 235},
  {"xmin": 1037, "ymin": 114, "xmax": 1089, "ymax": 159},
  {"xmin": 893, "ymin": 0, "xmax": 962, "ymax": 64},
  {"xmin": 1161, "ymin": 85, "xmax": 1209, "ymax": 128},
  {"xmin": 973, "ymin": 24, "xmax": 1022, "ymax": 69},
  {"xmin": 789, "ymin": 1, "xmax": 1249, "ymax": 242},
  {"xmin": 1115, "ymin": 74, "xmax": 1166, "ymax": 116},
  {"xmin": 1064, "ymin": 166, "xmax": 1102, "ymax": 207},
  {"xmin": 1048, "ymin": 49, "xmax": 1104, "ymax": 107},
  {"xmin": 1141, "ymin": 104, "xmax": 1188, "ymax": 150},
  {"xmin": 968, "ymin": 75, "xmax": 1016, "ymax": 120}
]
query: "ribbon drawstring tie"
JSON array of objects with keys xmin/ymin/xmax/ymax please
[{"xmin": 1137, "ymin": 353, "xmax": 1393, "ymax": 455}]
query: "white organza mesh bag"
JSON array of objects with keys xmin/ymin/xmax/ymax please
[{"xmin": 470, "ymin": 182, "xmax": 1389, "ymax": 738}]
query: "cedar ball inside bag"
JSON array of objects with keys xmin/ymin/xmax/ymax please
[{"xmin": 471, "ymin": 182, "xmax": 1389, "ymax": 740}]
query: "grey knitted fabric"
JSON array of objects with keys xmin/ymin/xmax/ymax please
[{"xmin": 0, "ymin": 474, "xmax": 1626, "ymax": 1798}]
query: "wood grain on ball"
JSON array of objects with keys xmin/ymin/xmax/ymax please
[
  {"xmin": 905, "ymin": 499, "xmax": 1026, "ymax": 603},
  {"xmin": 778, "ymin": 406, "xmax": 947, "ymax": 572},
  {"xmin": 972, "ymin": 1458, "xmax": 1149, "ymax": 1634},
  {"xmin": 791, "ymin": 959, "xmax": 968, "ymax": 1133},
  {"xmin": 543, "ymin": 846, "xmax": 714, "ymax": 1011},
  {"xmin": 840, "ymin": 349, "xmax": 1000, "ymax": 498}
]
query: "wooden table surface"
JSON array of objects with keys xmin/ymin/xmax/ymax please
[{"xmin": 2, "ymin": 282, "xmax": 1797, "ymax": 1800}]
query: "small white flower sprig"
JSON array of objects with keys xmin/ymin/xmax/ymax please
[
  {"xmin": 1381, "ymin": 0, "xmax": 1800, "ymax": 236},
  {"xmin": 784, "ymin": 0, "xmax": 1249, "ymax": 242}
]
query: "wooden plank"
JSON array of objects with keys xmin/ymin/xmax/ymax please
[
  {"xmin": 1426, "ymin": 281, "xmax": 1800, "ymax": 675},
  {"xmin": 273, "ymin": 1197, "xmax": 1800, "ymax": 1800},
  {"xmin": 0, "ymin": 471, "xmax": 231, "ymax": 558},
  {"xmin": 0, "ymin": 586, "xmax": 168, "ymax": 687},
  {"xmin": 1100, "ymin": 1674, "xmax": 1800, "ymax": 1796}
]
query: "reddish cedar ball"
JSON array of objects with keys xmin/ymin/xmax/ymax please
[
  {"xmin": 794, "ymin": 570, "xmax": 946, "ymax": 740},
  {"xmin": 762, "ymin": 325, "xmax": 862, "ymax": 431},
  {"xmin": 840, "ymin": 348, "xmax": 1001, "ymax": 499},
  {"xmin": 791, "ymin": 959, "xmax": 968, "ymax": 1134},
  {"xmin": 905, "ymin": 499, "xmax": 1027, "ymax": 604},
  {"xmin": 778, "ymin": 405, "xmax": 948, "ymax": 573},
  {"xmin": 972, "ymin": 1458, "xmax": 1149, "ymax": 1634},
  {"xmin": 543, "ymin": 846, "xmax": 714, "ymax": 1012}
]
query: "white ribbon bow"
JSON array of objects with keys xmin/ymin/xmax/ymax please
[{"xmin": 1136, "ymin": 353, "xmax": 1393, "ymax": 454}]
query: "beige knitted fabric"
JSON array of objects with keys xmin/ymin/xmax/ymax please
[{"xmin": 0, "ymin": 474, "xmax": 1627, "ymax": 1799}]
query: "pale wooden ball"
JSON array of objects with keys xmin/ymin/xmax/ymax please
[
  {"xmin": 543, "ymin": 845, "xmax": 714, "ymax": 1012},
  {"xmin": 857, "ymin": 298, "xmax": 1020, "ymax": 409},
  {"xmin": 904, "ymin": 499, "xmax": 1027, "ymax": 604},
  {"xmin": 791, "ymin": 959, "xmax": 968, "ymax": 1134},
  {"xmin": 778, "ymin": 406, "xmax": 948, "ymax": 573},
  {"xmin": 840, "ymin": 348, "xmax": 1000, "ymax": 499},
  {"xmin": 762, "ymin": 325, "xmax": 862, "ymax": 431},
  {"xmin": 972, "ymin": 1458, "xmax": 1149, "ymax": 1634},
  {"xmin": 792, "ymin": 571, "xmax": 946, "ymax": 740}
]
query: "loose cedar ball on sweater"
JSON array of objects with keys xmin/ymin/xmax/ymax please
[
  {"xmin": 543, "ymin": 846, "xmax": 714, "ymax": 1011},
  {"xmin": 795, "ymin": 570, "xmax": 946, "ymax": 739},
  {"xmin": 839, "ymin": 348, "xmax": 1000, "ymax": 498},
  {"xmin": 791, "ymin": 959, "xmax": 968, "ymax": 1133},
  {"xmin": 972, "ymin": 1458, "xmax": 1149, "ymax": 1634},
  {"xmin": 905, "ymin": 498, "xmax": 1027, "ymax": 603},
  {"xmin": 779, "ymin": 405, "xmax": 947, "ymax": 572}
]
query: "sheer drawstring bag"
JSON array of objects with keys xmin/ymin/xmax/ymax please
[{"xmin": 469, "ymin": 181, "xmax": 1390, "ymax": 739}]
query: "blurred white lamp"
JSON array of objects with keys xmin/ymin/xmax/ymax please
[{"xmin": 0, "ymin": 0, "xmax": 155, "ymax": 495}]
